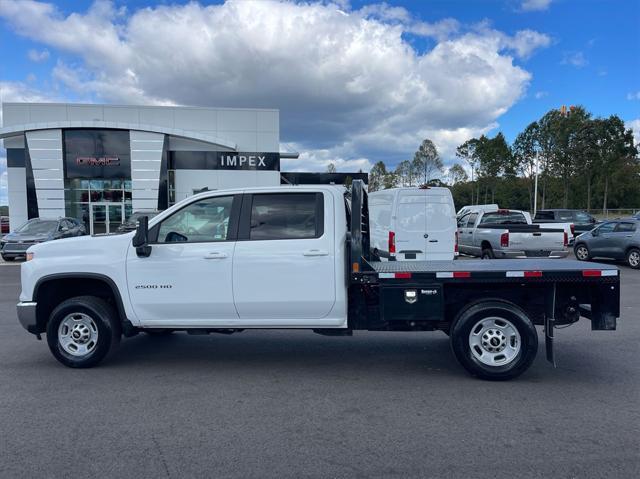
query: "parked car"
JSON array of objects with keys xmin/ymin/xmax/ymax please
[
  {"xmin": 457, "ymin": 208, "xmax": 568, "ymax": 259},
  {"xmin": 1, "ymin": 217, "xmax": 86, "ymax": 261},
  {"xmin": 369, "ymin": 187, "xmax": 457, "ymax": 261},
  {"xmin": 573, "ymin": 218, "xmax": 640, "ymax": 269},
  {"xmin": 534, "ymin": 209, "xmax": 598, "ymax": 236},
  {"xmin": 0, "ymin": 216, "xmax": 9, "ymax": 234},
  {"xmin": 632, "ymin": 212, "xmax": 640, "ymax": 220},
  {"xmin": 116, "ymin": 211, "xmax": 160, "ymax": 233}
]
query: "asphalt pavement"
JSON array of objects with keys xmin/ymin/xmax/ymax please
[{"xmin": 0, "ymin": 258, "xmax": 638, "ymax": 478}]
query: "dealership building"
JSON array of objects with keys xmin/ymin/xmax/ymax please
[{"xmin": 1, "ymin": 102, "xmax": 366, "ymax": 235}]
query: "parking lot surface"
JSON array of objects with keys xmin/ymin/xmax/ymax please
[{"xmin": 0, "ymin": 258, "xmax": 639, "ymax": 478}]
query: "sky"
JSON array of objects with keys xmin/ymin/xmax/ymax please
[{"xmin": 0, "ymin": 0, "xmax": 639, "ymax": 204}]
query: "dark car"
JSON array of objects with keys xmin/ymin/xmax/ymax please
[
  {"xmin": 0, "ymin": 216, "xmax": 9, "ymax": 234},
  {"xmin": 1, "ymin": 217, "xmax": 86, "ymax": 261},
  {"xmin": 116, "ymin": 211, "xmax": 160, "ymax": 233},
  {"xmin": 574, "ymin": 218, "xmax": 640, "ymax": 269},
  {"xmin": 534, "ymin": 209, "xmax": 598, "ymax": 235}
]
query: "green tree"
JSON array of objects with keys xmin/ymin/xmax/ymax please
[
  {"xmin": 447, "ymin": 163, "xmax": 468, "ymax": 185},
  {"xmin": 476, "ymin": 133, "xmax": 513, "ymax": 203},
  {"xmin": 412, "ymin": 139, "xmax": 443, "ymax": 185},
  {"xmin": 599, "ymin": 115, "xmax": 638, "ymax": 212},
  {"xmin": 456, "ymin": 138, "xmax": 480, "ymax": 204},
  {"xmin": 395, "ymin": 160, "xmax": 413, "ymax": 186},
  {"xmin": 512, "ymin": 121, "xmax": 540, "ymax": 212},
  {"xmin": 368, "ymin": 161, "xmax": 387, "ymax": 192}
]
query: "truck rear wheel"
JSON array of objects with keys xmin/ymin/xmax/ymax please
[
  {"xmin": 450, "ymin": 300, "xmax": 538, "ymax": 380},
  {"xmin": 481, "ymin": 247, "xmax": 494, "ymax": 259},
  {"xmin": 46, "ymin": 296, "xmax": 121, "ymax": 368}
]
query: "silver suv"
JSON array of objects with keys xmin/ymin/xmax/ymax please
[{"xmin": 574, "ymin": 219, "xmax": 640, "ymax": 269}]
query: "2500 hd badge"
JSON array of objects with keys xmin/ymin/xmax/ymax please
[{"xmin": 134, "ymin": 284, "xmax": 173, "ymax": 289}]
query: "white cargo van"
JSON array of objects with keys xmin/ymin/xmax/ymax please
[{"xmin": 369, "ymin": 187, "xmax": 457, "ymax": 261}]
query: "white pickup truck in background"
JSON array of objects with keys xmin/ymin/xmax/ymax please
[{"xmin": 457, "ymin": 208, "xmax": 569, "ymax": 259}]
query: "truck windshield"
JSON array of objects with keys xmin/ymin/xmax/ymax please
[{"xmin": 16, "ymin": 220, "xmax": 57, "ymax": 234}]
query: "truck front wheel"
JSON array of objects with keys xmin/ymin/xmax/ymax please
[
  {"xmin": 46, "ymin": 296, "xmax": 121, "ymax": 368},
  {"xmin": 450, "ymin": 301, "xmax": 538, "ymax": 380}
]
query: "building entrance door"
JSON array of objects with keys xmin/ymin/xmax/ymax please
[{"xmin": 90, "ymin": 202, "xmax": 124, "ymax": 235}]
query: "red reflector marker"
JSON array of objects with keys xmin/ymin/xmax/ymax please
[
  {"xmin": 524, "ymin": 271, "xmax": 543, "ymax": 278},
  {"xmin": 395, "ymin": 272, "xmax": 412, "ymax": 279},
  {"xmin": 582, "ymin": 270, "xmax": 602, "ymax": 277},
  {"xmin": 453, "ymin": 271, "xmax": 471, "ymax": 278}
]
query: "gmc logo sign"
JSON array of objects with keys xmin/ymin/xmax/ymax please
[{"xmin": 76, "ymin": 156, "xmax": 121, "ymax": 166}]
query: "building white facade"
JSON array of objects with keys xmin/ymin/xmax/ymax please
[{"xmin": 1, "ymin": 103, "xmax": 292, "ymax": 234}]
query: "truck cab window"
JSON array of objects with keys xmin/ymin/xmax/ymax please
[
  {"xmin": 156, "ymin": 196, "xmax": 234, "ymax": 243},
  {"xmin": 480, "ymin": 212, "xmax": 526, "ymax": 225},
  {"xmin": 457, "ymin": 213, "xmax": 470, "ymax": 228},
  {"xmin": 250, "ymin": 193, "xmax": 322, "ymax": 240}
]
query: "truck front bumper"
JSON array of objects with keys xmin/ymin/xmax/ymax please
[
  {"xmin": 496, "ymin": 250, "xmax": 570, "ymax": 259},
  {"xmin": 17, "ymin": 302, "xmax": 38, "ymax": 334}
]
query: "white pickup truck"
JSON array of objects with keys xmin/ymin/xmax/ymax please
[
  {"xmin": 457, "ymin": 209, "xmax": 570, "ymax": 259},
  {"xmin": 17, "ymin": 181, "xmax": 621, "ymax": 380}
]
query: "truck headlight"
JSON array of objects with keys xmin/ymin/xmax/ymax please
[{"xmin": 26, "ymin": 252, "xmax": 34, "ymax": 261}]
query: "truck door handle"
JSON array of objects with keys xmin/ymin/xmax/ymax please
[
  {"xmin": 203, "ymin": 252, "xmax": 228, "ymax": 259},
  {"xmin": 429, "ymin": 240, "xmax": 438, "ymax": 243},
  {"xmin": 303, "ymin": 249, "xmax": 328, "ymax": 256}
]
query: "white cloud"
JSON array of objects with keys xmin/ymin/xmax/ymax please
[
  {"xmin": 534, "ymin": 90, "xmax": 548, "ymax": 99},
  {"xmin": 627, "ymin": 91, "xmax": 640, "ymax": 101},
  {"xmin": 561, "ymin": 51, "xmax": 588, "ymax": 68},
  {"xmin": 505, "ymin": 29, "xmax": 552, "ymax": 59},
  {"xmin": 0, "ymin": 0, "xmax": 551, "ymax": 171},
  {"xmin": 0, "ymin": 80, "xmax": 57, "ymax": 124},
  {"xmin": 627, "ymin": 119, "xmax": 640, "ymax": 146},
  {"xmin": 520, "ymin": 0, "xmax": 553, "ymax": 12},
  {"xmin": 27, "ymin": 48, "xmax": 49, "ymax": 62}
]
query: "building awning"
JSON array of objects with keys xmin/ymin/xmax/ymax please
[{"xmin": 0, "ymin": 120, "xmax": 237, "ymax": 150}]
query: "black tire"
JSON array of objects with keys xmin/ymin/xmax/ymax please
[
  {"xmin": 626, "ymin": 248, "xmax": 640, "ymax": 269},
  {"xmin": 450, "ymin": 300, "xmax": 538, "ymax": 381},
  {"xmin": 574, "ymin": 243, "xmax": 591, "ymax": 261},
  {"xmin": 1, "ymin": 255, "xmax": 14, "ymax": 261},
  {"xmin": 481, "ymin": 247, "xmax": 494, "ymax": 259},
  {"xmin": 46, "ymin": 296, "xmax": 121, "ymax": 368}
]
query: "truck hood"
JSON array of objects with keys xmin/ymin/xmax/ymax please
[{"xmin": 28, "ymin": 232, "xmax": 134, "ymax": 259}]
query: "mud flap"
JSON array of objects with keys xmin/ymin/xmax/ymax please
[
  {"xmin": 545, "ymin": 315, "xmax": 555, "ymax": 367},
  {"xmin": 545, "ymin": 283, "xmax": 556, "ymax": 367}
]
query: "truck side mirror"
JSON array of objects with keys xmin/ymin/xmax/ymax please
[{"xmin": 132, "ymin": 216, "xmax": 152, "ymax": 257}]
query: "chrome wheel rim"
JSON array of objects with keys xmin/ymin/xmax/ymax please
[
  {"xmin": 629, "ymin": 251, "xmax": 640, "ymax": 267},
  {"xmin": 469, "ymin": 317, "xmax": 521, "ymax": 366},
  {"xmin": 576, "ymin": 246, "xmax": 588, "ymax": 260},
  {"xmin": 58, "ymin": 313, "xmax": 99, "ymax": 357}
]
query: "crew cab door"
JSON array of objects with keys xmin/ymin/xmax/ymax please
[
  {"xmin": 232, "ymin": 191, "xmax": 335, "ymax": 322},
  {"xmin": 126, "ymin": 194, "xmax": 241, "ymax": 325}
]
